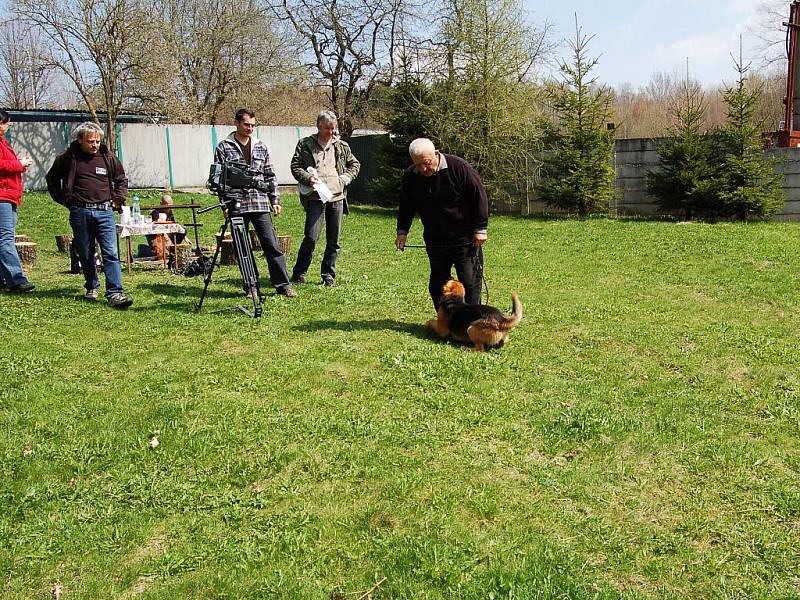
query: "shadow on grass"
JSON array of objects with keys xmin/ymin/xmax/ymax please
[
  {"xmin": 137, "ymin": 281, "xmax": 244, "ymax": 300},
  {"xmin": 294, "ymin": 318, "xmax": 432, "ymax": 340},
  {"xmin": 17, "ymin": 286, "xmax": 84, "ymax": 300}
]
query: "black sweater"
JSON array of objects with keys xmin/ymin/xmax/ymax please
[{"xmin": 397, "ymin": 154, "xmax": 489, "ymax": 245}]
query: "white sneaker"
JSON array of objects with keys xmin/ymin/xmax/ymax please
[{"xmin": 84, "ymin": 288, "xmax": 99, "ymax": 301}]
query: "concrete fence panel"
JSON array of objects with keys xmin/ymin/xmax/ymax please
[
  {"xmin": 165, "ymin": 125, "xmax": 217, "ymax": 189},
  {"xmin": 7, "ymin": 122, "xmax": 70, "ymax": 191},
  {"xmin": 119, "ymin": 124, "xmax": 169, "ymax": 189}
]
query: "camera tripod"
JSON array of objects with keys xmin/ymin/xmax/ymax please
[{"xmin": 195, "ymin": 198, "xmax": 264, "ymax": 318}]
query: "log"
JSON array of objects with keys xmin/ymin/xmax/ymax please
[
  {"xmin": 56, "ymin": 234, "xmax": 73, "ymax": 253},
  {"xmin": 15, "ymin": 242, "xmax": 37, "ymax": 266},
  {"xmin": 15, "ymin": 234, "xmax": 32, "ymax": 243}
]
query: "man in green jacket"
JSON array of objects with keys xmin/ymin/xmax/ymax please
[{"xmin": 290, "ymin": 110, "xmax": 360, "ymax": 287}]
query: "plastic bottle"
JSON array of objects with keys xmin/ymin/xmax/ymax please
[{"xmin": 131, "ymin": 194, "xmax": 141, "ymax": 224}]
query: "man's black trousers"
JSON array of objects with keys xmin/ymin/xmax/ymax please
[{"xmin": 426, "ymin": 243, "xmax": 483, "ymax": 309}]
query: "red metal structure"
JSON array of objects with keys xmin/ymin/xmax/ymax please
[{"xmin": 772, "ymin": 0, "xmax": 800, "ymax": 147}]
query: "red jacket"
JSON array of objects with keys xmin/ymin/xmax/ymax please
[{"xmin": 0, "ymin": 136, "xmax": 25, "ymax": 205}]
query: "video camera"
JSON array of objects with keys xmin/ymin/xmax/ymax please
[{"xmin": 208, "ymin": 161, "xmax": 271, "ymax": 195}]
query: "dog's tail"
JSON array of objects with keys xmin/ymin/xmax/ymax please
[{"xmin": 499, "ymin": 293, "xmax": 522, "ymax": 331}]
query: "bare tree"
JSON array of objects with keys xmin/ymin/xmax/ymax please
[
  {"xmin": 751, "ymin": 0, "xmax": 790, "ymax": 69},
  {"xmin": 14, "ymin": 0, "xmax": 158, "ymax": 150},
  {"xmin": 277, "ymin": 0, "xmax": 404, "ymax": 136},
  {"xmin": 138, "ymin": 0, "xmax": 303, "ymax": 124},
  {"xmin": 0, "ymin": 19, "xmax": 59, "ymax": 108}
]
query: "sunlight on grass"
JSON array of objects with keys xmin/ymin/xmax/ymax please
[{"xmin": 2, "ymin": 193, "xmax": 800, "ymax": 598}]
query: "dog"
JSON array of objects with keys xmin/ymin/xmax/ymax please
[{"xmin": 425, "ymin": 280, "xmax": 522, "ymax": 351}]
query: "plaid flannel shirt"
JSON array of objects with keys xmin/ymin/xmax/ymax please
[{"xmin": 214, "ymin": 134, "xmax": 279, "ymax": 213}]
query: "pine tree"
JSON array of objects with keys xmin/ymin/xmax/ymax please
[
  {"xmin": 365, "ymin": 57, "xmax": 435, "ymax": 206},
  {"xmin": 538, "ymin": 19, "xmax": 616, "ymax": 217},
  {"xmin": 712, "ymin": 55, "xmax": 784, "ymax": 220},
  {"xmin": 646, "ymin": 76, "xmax": 716, "ymax": 219}
]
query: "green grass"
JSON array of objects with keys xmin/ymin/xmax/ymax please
[{"xmin": 3, "ymin": 192, "xmax": 800, "ymax": 599}]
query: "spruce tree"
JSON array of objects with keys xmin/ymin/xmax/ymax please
[
  {"xmin": 538, "ymin": 19, "xmax": 616, "ymax": 216},
  {"xmin": 646, "ymin": 76, "xmax": 716, "ymax": 219},
  {"xmin": 366, "ymin": 58, "xmax": 434, "ymax": 206},
  {"xmin": 712, "ymin": 56, "xmax": 784, "ymax": 220}
]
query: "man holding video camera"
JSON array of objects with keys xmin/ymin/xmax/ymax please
[{"xmin": 214, "ymin": 108, "xmax": 296, "ymax": 297}]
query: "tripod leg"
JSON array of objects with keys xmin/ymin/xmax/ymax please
[
  {"xmin": 195, "ymin": 219, "xmax": 228, "ymax": 312},
  {"xmin": 230, "ymin": 216, "xmax": 263, "ymax": 318}
]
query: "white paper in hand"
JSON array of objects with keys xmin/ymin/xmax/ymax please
[{"xmin": 306, "ymin": 167, "xmax": 334, "ymax": 203}]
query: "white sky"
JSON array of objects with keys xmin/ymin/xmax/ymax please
[{"xmin": 531, "ymin": 0, "xmax": 780, "ymax": 89}]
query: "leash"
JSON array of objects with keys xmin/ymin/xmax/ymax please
[{"xmin": 401, "ymin": 242, "xmax": 489, "ymax": 304}]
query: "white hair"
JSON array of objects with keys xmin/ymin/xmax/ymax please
[
  {"xmin": 74, "ymin": 121, "xmax": 103, "ymax": 140},
  {"xmin": 317, "ymin": 110, "xmax": 338, "ymax": 127},
  {"xmin": 409, "ymin": 138, "xmax": 436, "ymax": 158}
]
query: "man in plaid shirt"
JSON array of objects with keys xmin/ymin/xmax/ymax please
[{"xmin": 214, "ymin": 108, "xmax": 297, "ymax": 297}]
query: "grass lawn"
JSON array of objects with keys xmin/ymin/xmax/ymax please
[{"xmin": 3, "ymin": 191, "xmax": 800, "ymax": 599}]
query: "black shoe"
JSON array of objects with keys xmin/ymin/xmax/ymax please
[
  {"xmin": 321, "ymin": 278, "xmax": 335, "ymax": 287},
  {"xmin": 277, "ymin": 286, "xmax": 298, "ymax": 298},
  {"xmin": 9, "ymin": 282, "xmax": 35, "ymax": 293},
  {"xmin": 291, "ymin": 274, "xmax": 306, "ymax": 284}
]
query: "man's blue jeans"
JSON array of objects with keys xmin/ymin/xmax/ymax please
[
  {"xmin": 69, "ymin": 206, "xmax": 124, "ymax": 296},
  {"xmin": 0, "ymin": 201, "xmax": 28, "ymax": 287},
  {"xmin": 292, "ymin": 199, "xmax": 343, "ymax": 282}
]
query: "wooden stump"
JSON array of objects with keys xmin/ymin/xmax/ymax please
[
  {"xmin": 249, "ymin": 230, "xmax": 261, "ymax": 251},
  {"xmin": 277, "ymin": 235, "xmax": 291, "ymax": 256},
  {"xmin": 15, "ymin": 234, "xmax": 32, "ymax": 243},
  {"xmin": 215, "ymin": 233, "xmax": 236, "ymax": 265},
  {"xmin": 173, "ymin": 242, "xmax": 193, "ymax": 271},
  {"xmin": 56, "ymin": 234, "xmax": 73, "ymax": 253},
  {"xmin": 249, "ymin": 232, "xmax": 291, "ymax": 255},
  {"xmin": 16, "ymin": 242, "xmax": 37, "ymax": 266}
]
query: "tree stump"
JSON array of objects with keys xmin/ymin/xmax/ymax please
[
  {"xmin": 277, "ymin": 235, "xmax": 291, "ymax": 256},
  {"xmin": 250, "ymin": 232, "xmax": 291, "ymax": 255},
  {"xmin": 56, "ymin": 234, "xmax": 73, "ymax": 253},
  {"xmin": 215, "ymin": 233, "xmax": 236, "ymax": 265},
  {"xmin": 173, "ymin": 242, "xmax": 193, "ymax": 271},
  {"xmin": 249, "ymin": 230, "xmax": 261, "ymax": 251},
  {"xmin": 15, "ymin": 234, "xmax": 32, "ymax": 243},
  {"xmin": 15, "ymin": 242, "xmax": 37, "ymax": 266}
]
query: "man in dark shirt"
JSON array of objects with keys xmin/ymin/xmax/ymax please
[
  {"xmin": 46, "ymin": 121, "xmax": 133, "ymax": 308},
  {"xmin": 396, "ymin": 138, "xmax": 489, "ymax": 309}
]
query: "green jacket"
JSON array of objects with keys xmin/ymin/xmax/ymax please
[{"xmin": 290, "ymin": 135, "xmax": 360, "ymax": 213}]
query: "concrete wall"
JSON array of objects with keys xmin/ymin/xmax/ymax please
[
  {"xmin": 5, "ymin": 122, "xmax": 317, "ymax": 191},
  {"xmin": 614, "ymin": 138, "xmax": 800, "ymax": 221}
]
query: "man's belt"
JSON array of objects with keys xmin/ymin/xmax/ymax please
[{"xmin": 72, "ymin": 200, "xmax": 112, "ymax": 210}]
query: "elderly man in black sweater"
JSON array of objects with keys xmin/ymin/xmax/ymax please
[{"xmin": 395, "ymin": 138, "xmax": 489, "ymax": 309}]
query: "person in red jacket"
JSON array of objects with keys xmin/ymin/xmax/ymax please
[{"xmin": 0, "ymin": 110, "xmax": 35, "ymax": 293}]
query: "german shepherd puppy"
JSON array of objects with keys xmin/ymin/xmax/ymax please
[{"xmin": 426, "ymin": 280, "xmax": 522, "ymax": 351}]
